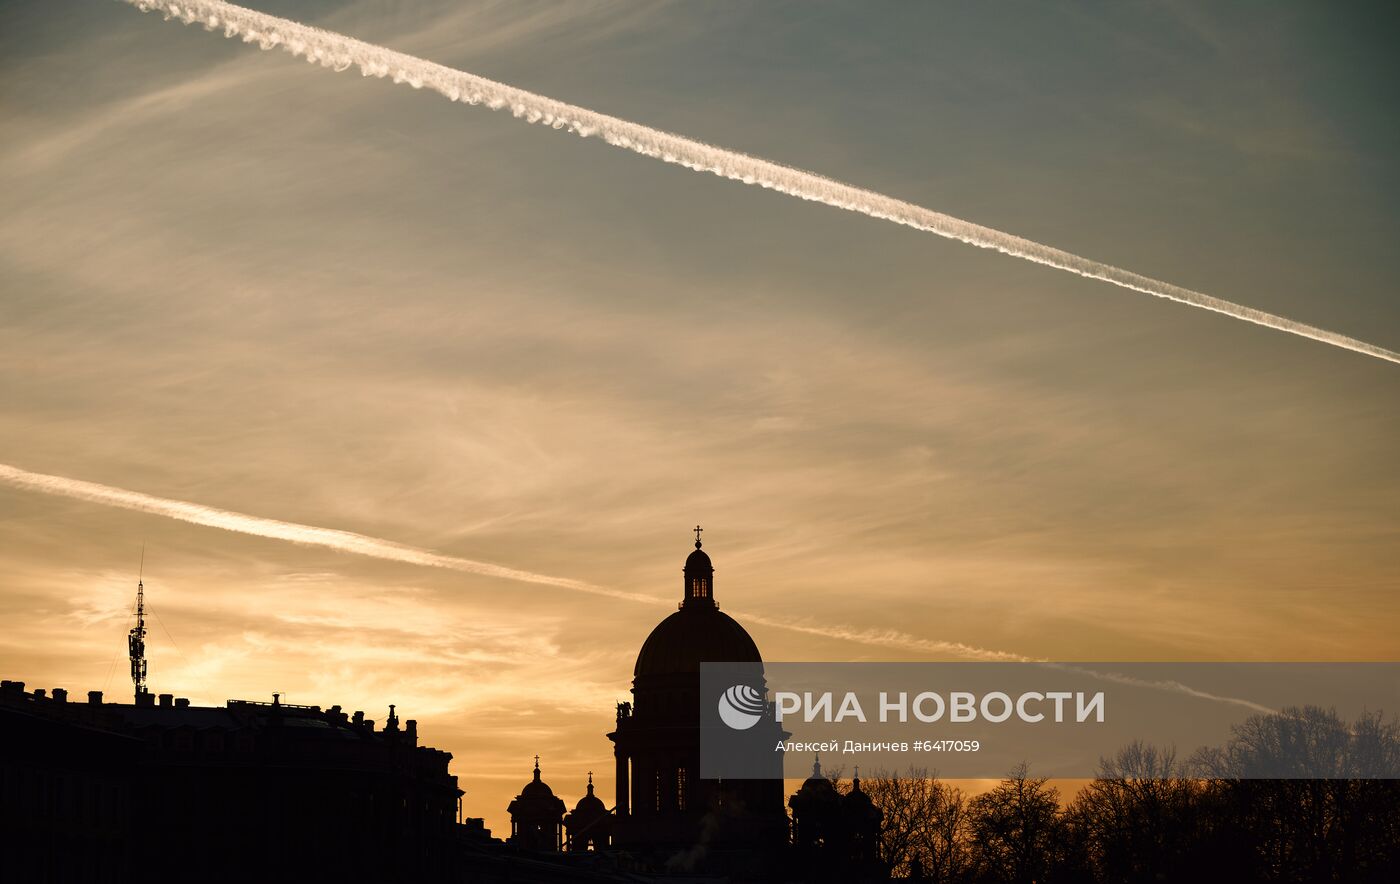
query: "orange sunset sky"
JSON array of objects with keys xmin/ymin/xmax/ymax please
[{"xmin": 2, "ymin": 1, "xmax": 1398, "ymax": 834}]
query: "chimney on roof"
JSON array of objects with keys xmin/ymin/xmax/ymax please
[
  {"xmin": 406, "ymin": 719, "xmax": 418, "ymax": 746},
  {"xmin": 52, "ymin": 688, "xmax": 68, "ymax": 703},
  {"xmin": 158, "ymin": 693, "xmax": 173, "ymax": 708},
  {"xmin": 88, "ymin": 691, "xmax": 104, "ymax": 705},
  {"xmin": 175, "ymin": 697, "xmax": 190, "ymax": 708},
  {"xmin": 34, "ymin": 688, "xmax": 46, "ymax": 699},
  {"xmin": 136, "ymin": 691, "xmax": 154, "ymax": 707},
  {"xmin": 2, "ymin": 681, "xmax": 23, "ymax": 693},
  {"xmin": 353, "ymin": 710, "xmax": 364, "ymax": 726}
]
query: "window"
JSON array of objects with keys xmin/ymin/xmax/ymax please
[
  {"xmin": 676, "ymin": 768, "xmax": 687, "ymax": 811},
  {"xmin": 691, "ymin": 577, "xmax": 708, "ymax": 598}
]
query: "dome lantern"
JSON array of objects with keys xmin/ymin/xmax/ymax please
[
  {"xmin": 682, "ymin": 525, "xmax": 715, "ymax": 609},
  {"xmin": 635, "ymin": 530, "xmax": 759, "ymax": 676}
]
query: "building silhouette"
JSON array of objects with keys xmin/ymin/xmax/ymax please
[
  {"xmin": 789, "ymin": 759, "xmax": 886, "ymax": 882},
  {"xmin": 1, "ymin": 533, "xmax": 900, "ymax": 882},
  {"xmin": 564, "ymin": 772, "xmax": 613, "ymax": 851},
  {"xmin": 507, "ymin": 757, "xmax": 566, "ymax": 851},
  {"xmin": 0, "ymin": 680, "xmax": 462, "ymax": 883},
  {"xmin": 607, "ymin": 529, "xmax": 790, "ymax": 875}
]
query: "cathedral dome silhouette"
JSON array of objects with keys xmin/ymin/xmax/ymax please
[
  {"xmin": 608, "ymin": 528, "xmax": 789, "ymax": 865},
  {"xmin": 633, "ymin": 528, "xmax": 761, "ymax": 676},
  {"xmin": 633, "ymin": 606, "xmax": 761, "ymax": 676}
]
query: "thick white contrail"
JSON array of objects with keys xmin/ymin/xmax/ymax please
[
  {"xmin": 0, "ymin": 461, "xmax": 1014, "ymax": 660},
  {"xmin": 117, "ymin": 1, "xmax": 1398, "ymax": 365}
]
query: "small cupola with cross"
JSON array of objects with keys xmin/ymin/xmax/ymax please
[{"xmin": 681, "ymin": 525, "xmax": 716, "ymax": 609}]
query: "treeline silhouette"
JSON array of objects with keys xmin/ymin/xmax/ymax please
[{"xmin": 839, "ymin": 706, "xmax": 1400, "ymax": 883}]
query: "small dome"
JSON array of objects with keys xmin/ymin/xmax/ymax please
[
  {"xmin": 521, "ymin": 776, "xmax": 556, "ymax": 800},
  {"xmin": 634, "ymin": 606, "xmax": 761, "ymax": 676},
  {"xmin": 846, "ymin": 774, "xmax": 874, "ymax": 809},
  {"xmin": 573, "ymin": 781, "xmax": 606, "ymax": 814},
  {"xmin": 789, "ymin": 757, "xmax": 841, "ymax": 816},
  {"xmin": 685, "ymin": 546, "xmax": 712, "ymax": 572},
  {"xmin": 518, "ymin": 759, "xmax": 558, "ymax": 800},
  {"xmin": 798, "ymin": 758, "xmax": 837, "ymax": 796},
  {"xmin": 508, "ymin": 759, "xmax": 567, "ymax": 831},
  {"xmin": 845, "ymin": 787, "xmax": 876, "ymax": 815}
]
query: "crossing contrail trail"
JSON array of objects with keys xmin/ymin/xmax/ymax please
[
  {"xmin": 117, "ymin": 0, "xmax": 1399, "ymax": 365},
  {"xmin": 0, "ymin": 461, "xmax": 1015, "ymax": 660}
]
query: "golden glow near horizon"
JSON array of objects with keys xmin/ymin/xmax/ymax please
[{"xmin": 2, "ymin": 0, "xmax": 1397, "ymax": 835}]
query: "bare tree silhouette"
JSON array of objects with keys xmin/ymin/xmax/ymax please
[
  {"xmin": 966, "ymin": 763, "xmax": 1063, "ymax": 884},
  {"xmin": 1189, "ymin": 707, "xmax": 1400, "ymax": 882},
  {"xmin": 1065, "ymin": 743, "xmax": 1207, "ymax": 883},
  {"xmin": 852, "ymin": 710, "xmax": 1400, "ymax": 883},
  {"xmin": 858, "ymin": 767, "xmax": 971, "ymax": 880}
]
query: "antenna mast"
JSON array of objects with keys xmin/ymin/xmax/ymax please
[{"xmin": 128, "ymin": 547, "xmax": 148, "ymax": 700}]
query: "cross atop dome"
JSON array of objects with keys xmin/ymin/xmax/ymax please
[{"xmin": 694, "ymin": 525, "xmax": 703, "ymax": 548}]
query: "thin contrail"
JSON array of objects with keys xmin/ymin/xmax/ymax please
[
  {"xmin": 0, "ymin": 462, "xmax": 645, "ymax": 602},
  {"xmin": 0, "ymin": 461, "xmax": 1013, "ymax": 660},
  {"xmin": 1, "ymin": 461, "xmax": 1278, "ymax": 711},
  {"xmin": 117, "ymin": 0, "xmax": 1398, "ymax": 365},
  {"xmin": 742, "ymin": 614, "xmax": 1030, "ymax": 663}
]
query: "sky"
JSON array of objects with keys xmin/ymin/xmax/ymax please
[{"xmin": 2, "ymin": 0, "xmax": 1398, "ymax": 834}]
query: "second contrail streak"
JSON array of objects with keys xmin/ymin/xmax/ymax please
[
  {"xmin": 118, "ymin": 0, "xmax": 1398, "ymax": 364},
  {"xmin": 0, "ymin": 461, "xmax": 1022, "ymax": 661},
  {"xmin": 4, "ymin": 461, "xmax": 1284, "ymax": 712}
]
